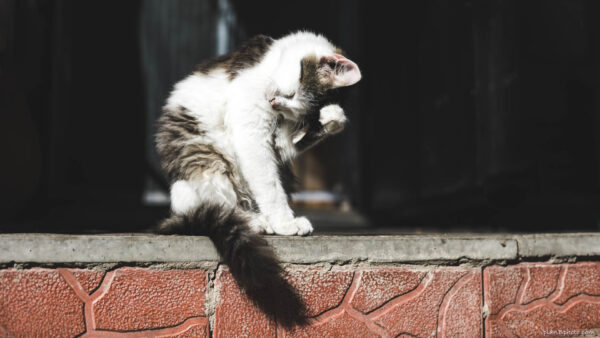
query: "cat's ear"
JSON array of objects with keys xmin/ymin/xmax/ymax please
[{"xmin": 320, "ymin": 54, "xmax": 361, "ymax": 88}]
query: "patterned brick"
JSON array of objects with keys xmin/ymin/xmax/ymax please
[
  {"xmin": 350, "ymin": 269, "xmax": 426, "ymax": 313},
  {"xmin": 94, "ymin": 268, "xmax": 206, "ymax": 331},
  {"xmin": 552, "ymin": 262, "xmax": 600, "ymax": 304},
  {"xmin": 372, "ymin": 269, "xmax": 481, "ymax": 337},
  {"xmin": 0, "ymin": 269, "xmax": 86, "ymax": 337},
  {"xmin": 14, "ymin": 262, "xmax": 595, "ymax": 337},
  {"xmin": 285, "ymin": 312, "xmax": 374, "ymax": 337},
  {"xmin": 214, "ymin": 267, "xmax": 481, "ymax": 337},
  {"xmin": 489, "ymin": 302, "xmax": 600, "ymax": 337},
  {"xmin": 168, "ymin": 319, "xmax": 210, "ymax": 337},
  {"xmin": 80, "ymin": 318, "xmax": 209, "ymax": 338},
  {"xmin": 437, "ymin": 272, "xmax": 482, "ymax": 338},
  {"xmin": 520, "ymin": 265, "xmax": 561, "ymax": 304},
  {"xmin": 483, "ymin": 265, "xmax": 525, "ymax": 315},
  {"xmin": 70, "ymin": 268, "xmax": 105, "ymax": 294},
  {"xmin": 214, "ymin": 270, "xmax": 276, "ymax": 338},
  {"xmin": 485, "ymin": 262, "xmax": 600, "ymax": 337},
  {"xmin": 287, "ymin": 269, "xmax": 354, "ymax": 316}
]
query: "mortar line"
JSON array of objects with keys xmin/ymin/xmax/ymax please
[
  {"xmin": 210, "ymin": 263, "xmax": 224, "ymax": 338},
  {"xmin": 57, "ymin": 268, "xmax": 96, "ymax": 334},
  {"xmin": 437, "ymin": 272, "xmax": 472, "ymax": 337},
  {"xmin": 344, "ymin": 306, "xmax": 390, "ymax": 338},
  {"xmin": 342, "ymin": 270, "xmax": 393, "ymax": 336},
  {"xmin": 435, "ymin": 272, "xmax": 469, "ymax": 338},
  {"xmin": 342, "ymin": 270, "xmax": 362, "ymax": 305},
  {"xmin": 517, "ymin": 268, "xmax": 531, "ymax": 304},
  {"xmin": 549, "ymin": 265, "xmax": 568, "ymax": 304},
  {"xmin": 87, "ymin": 270, "xmax": 117, "ymax": 331},
  {"xmin": 489, "ymin": 270, "xmax": 526, "ymax": 317},
  {"xmin": 364, "ymin": 272, "xmax": 427, "ymax": 316},
  {"xmin": 367, "ymin": 273, "xmax": 433, "ymax": 320},
  {"xmin": 57, "ymin": 268, "xmax": 91, "ymax": 302},
  {"xmin": 80, "ymin": 317, "xmax": 208, "ymax": 337},
  {"xmin": 481, "ymin": 266, "xmax": 486, "ymax": 338}
]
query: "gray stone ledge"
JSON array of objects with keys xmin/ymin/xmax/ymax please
[
  {"xmin": 269, "ymin": 235, "xmax": 516, "ymax": 263},
  {"xmin": 0, "ymin": 233, "xmax": 598, "ymax": 265},
  {"xmin": 512, "ymin": 233, "xmax": 600, "ymax": 259}
]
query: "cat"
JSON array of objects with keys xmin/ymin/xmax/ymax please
[{"xmin": 155, "ymin": 31, "xmax": 360, "ymax": 326}]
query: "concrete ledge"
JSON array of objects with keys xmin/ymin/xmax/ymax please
[
  {"xmin": 1, "ymin": 233, "xmax": 598, "ymax": 264},
  {"xmin": 513, "ymin": 233, "xmax": 600, "ymax": 258},
  {"xmin": 269, "ymin": 235, "xmax": 516, "ymax": 263}
]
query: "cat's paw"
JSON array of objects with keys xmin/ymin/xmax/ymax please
[
  {"xmin": 294, "ymin": 216, "xmax": 314, "ymax": 235},
  {"xmin": 319, "ymin": 104, "xmax": 347, "ymax": 135},
  {"xmin": 271, "ymin": 216, "xmax": 313, "ymax": 236},
  {"xmin": 247, "ymin": 214, "xmax": 274, "ymax": 234},
  {"xmin": 268, "ymin": 90, "xmax": 296, "ymax": 112},
  {"xmin": 268, "ymin": 96, "xmax": 287, "ymax": 110}
]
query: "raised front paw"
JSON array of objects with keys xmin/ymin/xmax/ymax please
[
  {"xmin": 319, "ymin": 104, "xmax": 347, "ymax": 135},
  {"xmin": 270, "ymin": 216, "xmax": 313, "ymax": 236}
]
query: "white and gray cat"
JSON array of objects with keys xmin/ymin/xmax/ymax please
[{"xmin": 155, "ymin": 31, "xmax": 360, "ymax": 325}]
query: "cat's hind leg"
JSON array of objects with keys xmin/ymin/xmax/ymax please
[
  {"xmin": 170, "ymin": 174, "xmax": 237, "ymax": 215},
  {"xmin": 170, "ymin": 175, "xmax": 297, "ymax": 235}
]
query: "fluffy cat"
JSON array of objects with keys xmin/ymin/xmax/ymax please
[{"xmin": 155, "ymin": 31, "xmax": 360, "ymax": 326}]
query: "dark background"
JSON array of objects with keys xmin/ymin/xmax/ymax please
[{"xmin": 1, "ymin": 0, "xmax": 599, "ymax": 233}]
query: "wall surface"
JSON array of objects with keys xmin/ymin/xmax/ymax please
[{"xmin": 1, "ymin": 234, "xmax": 599, "ymax": 337}]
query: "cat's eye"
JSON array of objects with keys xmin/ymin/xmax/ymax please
[
  {"xmin": 284, "ymin": 92, "xmax": 295, "ymax": 99},
  {"xmin": 328, "ymin": 60, "xmax": 336, "ymax": 69}
]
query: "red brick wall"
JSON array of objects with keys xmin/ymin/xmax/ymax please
[{"xmin": 1, "ymin": 263, "xmax": 599, "ymax": 337}]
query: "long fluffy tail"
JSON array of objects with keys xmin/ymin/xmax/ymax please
[{"xmin": 157, "ymin": 205, "xmax": 308, "ymax": 328}]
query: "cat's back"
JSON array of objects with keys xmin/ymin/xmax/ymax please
[
  {"xmin": 165, "ymin": 69, "xmax": 230, "ymax": 128},
  {"xmin": 165, "ymin": 35, "xmax": 276, "ymax": 126}
]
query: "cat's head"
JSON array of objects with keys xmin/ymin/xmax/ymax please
[{"xmin": 267, "ymin": 32, "xmax": 361, "ymax": 119}]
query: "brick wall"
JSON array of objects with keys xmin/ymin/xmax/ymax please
[
  {"xmin": 1, "ymin": 262, "xmax": 600, "ymax": 337},
  {"xmin": 1, "ymin": 234, "xmax": 599, "ymax": 337}
]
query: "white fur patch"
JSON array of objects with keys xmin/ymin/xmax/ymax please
[
  {"xmin": 170, "ymin": 180, "xmax": 201, "ymax": 215},
  {"xmin": 271, "ymin": 216, "xmax": 313, "ymax": 236},
  {"xmin": 170, "ymin": 175, "xmax": 237, "ymax": 215},
  {"xmin": 319, "ymin": 104, "xmax": 347, "ymax": 134}
]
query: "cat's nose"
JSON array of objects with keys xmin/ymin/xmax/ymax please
[{"xmin": 269, "ymin": 98, "xmax": 277, "ymax": 107}]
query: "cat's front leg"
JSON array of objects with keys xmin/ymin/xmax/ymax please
[
  {"xmin": 229, "ymin": 105, "xmax": 312, "ymax": 236},
  {"xmin": 294, "ymin": 104, "xmax": 347, "ymax": 153}
]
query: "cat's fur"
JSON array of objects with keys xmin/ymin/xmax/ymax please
[{"xmin": 155, "ymin": 31, "xmax": 360, "ymax": 326}]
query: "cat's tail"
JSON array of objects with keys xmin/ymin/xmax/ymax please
[{"xmin": 157, "ymin": 205, "xmax": 309, "ymax": 328}]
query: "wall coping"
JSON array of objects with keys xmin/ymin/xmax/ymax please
[{"xmin": 0, "ymin": 233, "xmax": 599, "ymax": 265}]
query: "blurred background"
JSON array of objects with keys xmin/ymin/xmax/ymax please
[{"xmin": 1, "ymin": 0, "xmax": 599, "ymax": 233}]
